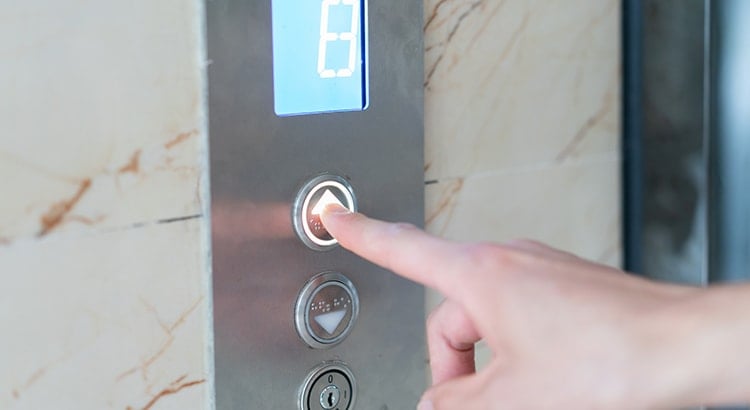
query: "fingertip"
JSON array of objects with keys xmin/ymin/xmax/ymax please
[
  {"xmin": 419, "ymin": 385, "xmax": 450, "ymax": 410},
  {"xmin": 319, "ymin": 203, "xmax": 354, "ymax": 235},
  {"xmin": 416, "ymin": 398, "xmax": 434, "ymax": 410},
  {"xmin": 321, "ymin": 203, "xmax": 351, "ymax": 216},
  {"xmin": 420, "ymin": 373, "xmax": 491, "ymax": 410}
]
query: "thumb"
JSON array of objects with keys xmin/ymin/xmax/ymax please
[{"xmin": 418, "ymin": 372, "xmax": 492, "ymax": 410}]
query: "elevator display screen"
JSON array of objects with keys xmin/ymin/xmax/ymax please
[{"xmin": 271, "ymin": 0, "xmax": 368, "ymax": 116}]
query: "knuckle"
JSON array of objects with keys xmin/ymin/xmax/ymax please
[
  {"xmin": 367, "ymin": 222, "xmax": 417, "ymax": 252},
  {"xmin": 425, "ymin": 304, "xmax": 445, "ymax": 334},
  {"xmin": 460, "ymin": 242, "xmax": 502, "ymax": 267},
  {"xmin": 458, "ymin": 242, "xmax": 521, "ymax": 279},
  {"xmin": 374, "ymin": 223, "xmax": 419, "ymax": 260},
  {"xmin": 389, "ymin": 222, "xmax": 418, "ymax": 235}
]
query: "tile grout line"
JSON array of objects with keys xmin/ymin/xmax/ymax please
[
  {"xmin": 0, "ymin": 214, "xmax": 205, "ymax": 248},
  {"xmin": 424, "ymin": 152, "xmax": 621, "ymax": 185}
]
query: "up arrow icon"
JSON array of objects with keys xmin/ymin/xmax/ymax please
[{"xmin": 311, "ymin": 189, "xmax": 346, "ymax": 215}]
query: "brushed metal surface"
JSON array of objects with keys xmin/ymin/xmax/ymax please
[{"xmin": 207, "ymin": 0, "xmax": 426, "ymax": 407}]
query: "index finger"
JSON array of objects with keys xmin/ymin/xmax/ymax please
[{"xmin": 320, "ymin": 205, "xmax": 471, "ymax": 299}]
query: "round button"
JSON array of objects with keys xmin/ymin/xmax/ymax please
[
  {"xmin": 295, "ymin": 272, "xmax": 359, "ymax": 349},
  {"xmin": 293, "ymin": 174, "xmax": 357, "ymax": 251},
  {"xmin": 299, "ymin": 362, "xmax": 356, "ymax": 410}
]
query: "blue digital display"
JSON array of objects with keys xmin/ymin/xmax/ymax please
[{"xmin": 272, "ymin": 0, "xmax": 368, "ymax": 116}]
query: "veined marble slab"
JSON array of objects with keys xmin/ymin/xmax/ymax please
[
  {"xmin": 0, "ymin": 1, "xmax": 206, "ymax": 242},
  {"xmin": 0, "ymin": 1, "xmax": 211, "ymax": 409},
  {"xmin": 0, "ymin": 219, "xmax": 210, "ymax": 409},
  {"xmin": 424, "ymin": 0, "xmax": 620, "ymax": 181},
  {"xmin": 425, "ymin": 154, "xmax": 622, "ymax": 266}
]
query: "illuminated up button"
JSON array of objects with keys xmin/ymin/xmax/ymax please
[
  {"xmin": 295, "ymin": 271, "xmax": 359, "ymax": 349},
  {"xmin": 293, "ymin": 174, "xmax": 357, "ymax": 251}
]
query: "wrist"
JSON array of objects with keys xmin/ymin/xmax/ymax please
[
  {"xmin": 680, "ymin": 286, "xmax": 750, "ymax": 407},
  {"xmin": 632, "ymin": 285, "xmax": 750, "ymax": 408}
]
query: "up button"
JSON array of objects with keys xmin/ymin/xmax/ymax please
[{"xmin": 293, "ymin": 174, "xmax": 357, "ymax": 251}]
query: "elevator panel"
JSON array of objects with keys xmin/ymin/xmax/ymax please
[{"xmin": 207, "ymin": 0, "xmax": 425, "ymax": 407}]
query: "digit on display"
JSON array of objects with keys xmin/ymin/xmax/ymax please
[
  {"xmin": 272, "ymin": 0, "xmax": 368, "ymax": 116},
  {"xmin": 318, "ymin": 0, "xmax": 360, "ymax": 79}
]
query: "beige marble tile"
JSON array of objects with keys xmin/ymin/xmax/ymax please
[
  {"xmin": 0, "ymin": 2, "xmax": 211, "ymax": 408},
  {"xmin": 0, "ymin": 0, "xmax": 205, "ymax": 242},
  {"xmin": 425, "ymin": 156, "xmax": 622, "ymax": 266},
  {"xmin": 0, "ymin": 218, "xmax": 209, "ymax": 410},
  {"xmin": 424, "ymin": 0, "xmax": 621, "ymax": 181}
]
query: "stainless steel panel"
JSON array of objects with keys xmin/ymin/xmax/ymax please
[{"xmin": 207, "ymin": 0, "xmax": 426, "ymax": 407}]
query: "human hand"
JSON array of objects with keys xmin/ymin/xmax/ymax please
[{"xmin": 320, "ymin": 206, "xmax": 750, "ymax": 409}]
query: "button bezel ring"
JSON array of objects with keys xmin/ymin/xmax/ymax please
[
  {"xmin": 298, "ymin": 361, "xmax": 357, "ymax": 410},
  {"xmin": 292, "ymin": 174, "xmax": 357, "ymax": 251},
  {"xmin": 295, "ymin": 271, "xmax": 360, "ymax": 349}
]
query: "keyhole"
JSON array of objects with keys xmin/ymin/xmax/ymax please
[{"xmin": 319, "ymin": 383, "xmax": 340, "ymax": 409}]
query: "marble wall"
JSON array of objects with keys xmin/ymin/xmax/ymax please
[
  {"xmin": 0, "ymin": 0, "xmax": 620, "ymax": 408},
  {"xmin": 421, "ymin": 0, "xmax": 621, "ymax": 366},
  {"xmin": 0, "ymin": 2, "xmax": 211, "ymax": 409},
  {"xmin": 423, "ymin": 0, "xmax": 620, "ymax": 260}
]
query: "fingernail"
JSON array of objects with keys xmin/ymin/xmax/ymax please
[
  {"xmin": 323, "ymin": 203, "xmax": 351, "ymax": 215},
  {"xmin": 417, "ymin": 400, "xmax": 433, "ymax": 410}
]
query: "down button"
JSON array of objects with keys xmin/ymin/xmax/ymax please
[{"xmin": 295, "ymin": 271, "xmax": 360, "ymax": 349}]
